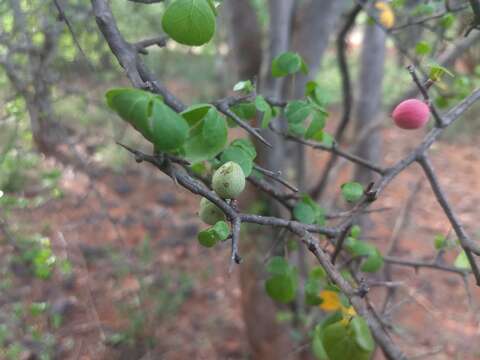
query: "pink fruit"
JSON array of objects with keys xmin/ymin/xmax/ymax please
[{"xmin": 392, "ymin": 99, "xmax": 430, "ymax": 130}]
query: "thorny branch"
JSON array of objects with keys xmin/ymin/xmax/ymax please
[{"xmin": 91, "ymin": 0, "xmax": 480, "ymax": 358}]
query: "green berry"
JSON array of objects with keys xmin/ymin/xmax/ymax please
[
  {"xmin": 212, "ymin": 161, "xmax": 246, "ymax": 199},
  {"xmin": 199, "ymin": 197, "xmax": 225, "ymax": 225}
]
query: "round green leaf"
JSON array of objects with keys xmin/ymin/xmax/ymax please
[
  {"xmin": 182, "ymin": 107, "xmax": 227, "ymax": 162},
  {"xmin": 220, "ymin": 147, "xmax": 254, "ymax": 176},
  {"xmin": 265, "ymin": 273, "xmax": 297, "ymax": 303},
  {"xmin": 321, "ymin": 321, "xmax": 372, "ymax": 360},
  {"xmin": 360, "ymin": 249, "xmax": 384, "ymax": 273},
  {"xmin": 341, "ymin": 182, "xmax": 364, "ymax": 203},
  {"xmin": 294, "ymin": 201, "xmax": 316, "ymax": 224},
  {"xmin": 162, "ymin": 0, "xmax": 216, "ymax": 46}
]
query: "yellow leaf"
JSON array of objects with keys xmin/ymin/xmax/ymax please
[
  {"xmin": 375, "ymin": 1, "xmax": 395, "ymax": 29},
  {"xmin": 319, "ymin": 290, "xmax": 342, "ymax": 311},
  {"xmin": 340, "ymin": 306, "xmax": 357, "ymax": 325}
]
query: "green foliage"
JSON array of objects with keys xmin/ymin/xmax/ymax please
[
  {"xmin": 255, "ymin": 95, "xmax": 273, "ymax": 128},
  {"xmin": 271, "ymin": 52, "xmax": 308, "ymax": 77},
  {"xmin": 415, "ymin": 41, "xmax": 431, "ymax": 56},
  {"xmin": 162, "ymin": 0, "xmax": 217, "ymax": 46},
  {"xmin": 341, "ymin": 182, "xmax": 364, "ymax": 203},
  {"xmin": 106, "ymin": 88, "xmax": 189, "ymax": 152},
  {"xmin": 305, "ymin": 267, "xmax": 327, "ymax": 306},
  {"xmin": 220, "ymin": 139, "xmax": 256, "ymax": 176},
  {"xmin": 233, "ymin": 80, "xmax": 254, "ymax": 93},
  {"xmin": 198, "ymin": 221, "xmax": 229, "ymax": 247},
  {"xmin": 265, "ymin": 257, "xmax": 298, "ymax": 303},
  {"xmin": 285, "ymin": 99, "xmax": 328, "ymax": 141},
  {"xmin": 454, "ymin": 250, "xmax": 471, "ymax": 270},
  {"xmin": 293, "ymin": 195, "xmax": 326, "ymax": 226},
  {"xmin": 345, "ymin": 237, "xmax": 384, "ymax": 273},
  {"xmin": 181, "ymin": 105, "xmax": 228, "ymax": 162},
  {"xmin": 313, "ymin": 315, "xmax": 374, "ymax": 360}
]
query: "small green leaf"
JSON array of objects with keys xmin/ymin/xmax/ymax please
[
  {"xmin": 255, "ymin": 96, "xmax": 273, "ymax": 128},
  {"xmin": 230, "ymin": 138, "xmax": 257, "ymax": 159},
  {"xmin": 271, "ymin": 52, "xmax": 306, "ymax": 77},
  {"xmin": 162, "ymin": 0, "xmax": 216, "ymax": 46},
  {"xmin": 350, "ymin": 225, "xmax": 361, "ymax": 239},
  {"xmin": 428, "ymin": 63, "xmax": 454, "ymax": 82},
  {"xmin": 351, "ymin": 316, "xmax": 375, "ymax": 352},
  {"xmin": 434, "ymin": 234, "xmax": 447, "ymax": 250},
  {"xmin": 198, "ymin": 221, "xmax": 229, "ymax": 247},
  {"xmin": 231, "ymin": 102, "xmax": 256, "ymax": 120},
  {"xmin": 294, "ymin": 201, "xmax": 316, "ymax": 224},
  {"xmin": 305, "ymin": 278, "xmax": 323, "ymax": 306},
  {"xmin": 233, "ymin": 80, "xmax": 254, "ymax": 93},
  {"xmin": 341, "ymin": 182, "xmax": 364, "ymax": 203},
  {"xmin": 265, "ymin": 273, "xmax": 297, "ymax": 303},
  {"xmin": 360, "ymin": 249, "xmax": 384, "ymax": 273},
  {"xmin": 285, "ymin": 100, "xmax": 311, "ymax": 124},
  {"xmin": 220, "ymin": 147, "xmax": 254, "ymax": 176},
  {"xmin": 454, "ymin": 250, "xmax": 471, "ymax": 270},
  {"xmin": 321, "ymin": 320, "xmax": 372, "ymax": 360},
  {"xmin": 415, "ymin": 41, "xmax": 431, "ymax": 56},
  {"xmin": 440, "ymin": 13, "xmax": 455, "ymax": 28}
]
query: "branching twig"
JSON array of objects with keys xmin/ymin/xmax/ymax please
[{"xmin": 407, "ymin": 65, "xmax": 444, "ymax": 127}]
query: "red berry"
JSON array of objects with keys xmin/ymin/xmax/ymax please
[{"xmin": 392, "ymin": 99, "xmax": 430, "ymax": 130}]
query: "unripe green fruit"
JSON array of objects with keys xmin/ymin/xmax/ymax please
[
  {"xmin": 212, "ymin": 161, "xmax": 246, "ymax": 199},
  {"xmin": 199, "ymin": 197, "xmax": 225, "ymax": 225}
]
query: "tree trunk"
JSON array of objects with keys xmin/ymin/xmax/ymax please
[{"xmin": 353, "ymin": 23, "xmax": 387, "ymax": 228}]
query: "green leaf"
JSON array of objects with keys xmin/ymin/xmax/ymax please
[
  {"xmin": 150, "ymin": 99, "xmax": 190, "ymax": 151},
  {"xmin": 220, "ymin": 147, "xmax": 254, "ymax": 176},
  {"xmin": 231, "ymin": 102, "xmax": 256, "ymax": 120},
  {"xmin": 305, "ymin": 81, "xmax": 326, "ymax": 107},
  {"xmin": 233, "ymin": 80, "xmax": 254, "ymax": 93},
  {"xmin": 211, "ymin": 220, "xmax": 230, "ymax": 241},
  {"xmin": 230, "ymin": 139, "xmax": 257, "ymax": 159},
  {"xmin": 312, "ymin": 327, "xmax": 329, "ymax": 360},
  {"xmin": 182, "ymin": 107, "xmax": 228, "ymax": 162},
  {"xmin": 350, "ymin": 225, "xmax": 361, "ymax": 239},
  {"xmin": 360, "ymin": 248, "xmax": 384, "ymax": 273},
  {"xmin": 265, "ymin": 273, "xmax": 297, "ymax": 303},
  {"xmin": 285, "ymin": 100, "xmax": 311, "ymax": 124},
  {"xmin": 294, "ymin": 201, "xmax": 316, "ymax": 224},
  {"xmin": 294, "ymin": 195, "xmax": 326, "ymax": 226},
  {"xmin": 305, "ymin": 277, "xmax": 323, "ymax": 306},
  {"xmin": 255, "ymin": 96, "xmax": 273, "ymax": 128},
  {"xmin": 428, "ymin": 63, "xmax": 454, "ymax": 82},
  {"xmin": 310, "ymin": 266, "xmax": 326, "ymax": 279},
  {"xmin": 162, "ymin": 0, "xmax": 216, "ymax": 46},
  {"xmin": 454, "ymin": 251, "xmax": 471, "ymax": 270},
  {"xmin": 271, "ymin": 52, "xmax": 307, "ymax": 77},
  {"xmin": 351, "ymin": 317, "xmax": 375, "ymax": 353},
  {"xmin": 106, "ymin": 88, "xmax": 154, "ymax": 139},
  {"xmin": 197, "ymin": 221, "xmax": 229, "ymax": 248},
  {"xmin": 434, "ymin": 234, "xmax": 447, "ymax": 250},
  {"xmin": 415, "ymin": 41, "xmax": 431, "ymax": 56},
  {"xmin": 440, "ymin": 13, "xmax": 455, "ymax": 28},
  {"xmin": 321, "ymin": 320, "xmax": 372, "ymax": 360},
  {"xmin": 305, "ymin": 111, "xmax": 327, "ymax": 140},
  {"xmin": 341, "ymin": 182, "xmax": 364, "ymax": 203}
]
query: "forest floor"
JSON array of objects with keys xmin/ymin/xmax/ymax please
[{"xmin": 3, "ymin": 123, "xmax": 480, "ymax": 360}]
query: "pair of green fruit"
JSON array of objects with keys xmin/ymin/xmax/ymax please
[{"xmin": 199, "ymin": 161, "xmax": 245, "ymax": 225}]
